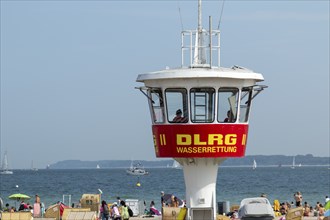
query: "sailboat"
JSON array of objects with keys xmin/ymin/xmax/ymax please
[
  {"xmin": 31, "ymin": 160, "xmax": 38, "ymax": 171},
  {"xmin": 291, "ymin": 156, "xmax": 295, "ymax": 169},
  {"xmin": 0, "ymin": 151, "xmax": 13, "ymax": 175},
  {"xmin": 96, "ymin": 164, "xmax": 100, "ymax": 169},
  {"xmin": 252, "ymin": 159, "xmax": 257, "ymax": 170}
]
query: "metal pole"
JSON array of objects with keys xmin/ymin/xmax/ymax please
[
  {"xmin": 198, "ymin": 0, "xmax": 202, "ymax": 32},
  {"xmin": 209, "ymin": 16, "xmax": 212, "ymax": 68}
]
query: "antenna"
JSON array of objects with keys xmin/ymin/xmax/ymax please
[
  {"xmin": 181, "ymin": 0, "xmax": 221, "ymax": 68},
  {"xmin": 194, "ymin": 0, "xmax": 206, "ymax": 65},
  {"xmin": 198, "ymin": 0, "xmax": 202, "ymax": 32}
]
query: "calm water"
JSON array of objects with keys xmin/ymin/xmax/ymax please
[{"xmin": 0, "ymin": 166, "xmax": 329, "ymax": 210}]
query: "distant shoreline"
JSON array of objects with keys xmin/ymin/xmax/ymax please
[
  {"xmin": 8, "ymin": 164, "xmax": 330, "ymax": 171},
  {"xmin": 45, "ymin": 154, "xmax": 329, "ymax": 169}
]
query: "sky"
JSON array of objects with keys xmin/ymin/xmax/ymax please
[{"xmin": 0, "ymin": 1, "xmax": 329, "ymax": 169}]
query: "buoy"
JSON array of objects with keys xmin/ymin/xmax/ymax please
[{"xmin": 136, "ymin": 182, "xmax": 141, "ymax": 187}]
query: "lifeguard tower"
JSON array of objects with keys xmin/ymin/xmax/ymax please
[{"xmin": 136, "ymin": 1, "xmax": 266, "ymax": 219}]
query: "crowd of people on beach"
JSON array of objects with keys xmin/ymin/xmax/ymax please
[
  {"xmin": 1, "ymin": 194, "xmax": 45, "ymax": 218},
  {"xmin": 1, "ymin": 191, "xmax": 328, "ymax": 220},
  {"xmin": 272, "ymin": 193, "xmax": 329, "ymax": 220},
  {"xmin": 219, "ymin": 192, "xmax": 329, "ymax": 220},
  {"xmin": 99, "ymin": 199, "xmax": 131, "ymax": 220}
]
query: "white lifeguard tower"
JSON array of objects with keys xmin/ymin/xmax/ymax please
[{"xmin": 136, "ymin": 1, "xmax": 266, "ymax": 219}]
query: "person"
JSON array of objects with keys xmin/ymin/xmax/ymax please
[
  {"xmin": 280, "ymin": 206, "xmax": 287, "ymax": 215},
  {"xmin": 119, "ymin": 200, "xmax": 130, "ymax": 220},
  {"xmin": 161, "ymin": 191, "xmax": 165, "ymax": 207},
  {"xmin": 77, "ymin": 199, "xmax": 82, "ymax": 208},
  {"xmin": 273, "ymin": 200, "xmax": 281, "ymax": 217},
  {"xmin": 303, "ymin": 202, "xmax": 310, "ymax": 216},
  {"xmin": 4, "ymin": 203, "xmax": 10, "ymax": 212},
  {"xmin": 224, "ymin": 110, "xmax": 234, "ymax": 122},
  {"xmin": 170, "ymin": 195, "xmax": 179, "ymax": 207},
  {"xmin": 111, "ymin": 202, "xmax": 121, "ymax": 220},
  {"xmin": 33, "ymin": 194, "xmax": 41, "ymax": 217},
  {"xmin": 100, "ymin": 200, "xmax": 109, "ymax": 220},
  {"xmin": 19, "ymin": 201, "xmax": 26, "ymax": 211},
  {"xmin": 318, "ymin": 204, "xmax": 325, "ymax": 220},
  {"xmin": 294, "ymin": 192, "xmax": 303, "ymax": 207},
  {"xmin": 310, "ymin": 205, "xmax": 315, "ymax": 216},
  {"xmin": 40, "ymin": 202, "xmax": 45, "ymax": 217},
  {"xmin": 231, "ymin": 211, "xmax": 239, "ymax": 219},
  {"xmin": 172, "ymin": 109, "xmax": 188, "ymax": 123},
  {"xmin": 10, "ymin": 206, "xmax": 16, "ymax": 212},
  {"xmin": 315, "ymin": 202, "xmax": 321, "ymax": 211},
  {"xmin": 117, "ymin": 197, "xmax": 121, "ymax": 207},
  {"xmin": 149, "ymin": 201, "xmax": 161, "ymax": 216}
]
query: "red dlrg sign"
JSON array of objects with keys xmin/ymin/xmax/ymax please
[{"xmin": 152, "ymin": 124, "xmax": 249, "ymax": 158}]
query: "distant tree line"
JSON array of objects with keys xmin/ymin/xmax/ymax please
[{"xmin": 49, "ymin": 154, "xmax": 329, "ymax": 169}]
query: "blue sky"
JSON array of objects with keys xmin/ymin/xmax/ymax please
[{"xmin": 1, "ymin": 1, "xmax": 329, "ymax": 169}]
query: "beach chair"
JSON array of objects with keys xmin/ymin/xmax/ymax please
[
  {"xmin": 83, "ymin": 211, "xmax": 97, "ymax": 220},
  {"xmin": 66, "ymin": 211, "xmax": 97, "ymax": 220},
  {"xmin": 62, "ymin": 208, "xmax": 91, "ymax": 220},
  {"xmin": 0, "ymin": 212, "xmax": 32, "ymax": 220},
  {"xmin": 230, "ymin": 205, "xmax": 240, "ymax": 212},
  {"xmin": 217, "ymin": 214, "xmax": 231, "ymax": 220},
  {"xmin": 285, "ymin": 207, "xmax": 303, "ymax": 220},
  {"xmin": 1, "ymin": 212, "xmax": 11, "ymax": 220},
  {"xmin": 44, "ymin": 204, "xmax": 61, "ymax": 220},
  {"xmin": 162, "ymin": 207, "xmax": 187, "ymax": 220}
]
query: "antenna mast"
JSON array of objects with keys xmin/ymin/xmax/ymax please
[
  {"xmin": 182, "ymin": 0, "xmax": 221, "ymax": 68},
  {"xmin": 198, "ymin": 0, "xmax": 202, "ymax": 32}
]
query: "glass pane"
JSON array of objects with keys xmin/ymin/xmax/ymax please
[
  {"xmin": 239, "ymin": 87, "xmax": 253, "ymax": 123},
  {"xmin": 166, "ymin": 89, "xmax": 188, "ymax": 123},
  {"xmin": 218, "ymin": 88, "xmax": 239, "ymax": 123},
  {"xmin": 190, "ymin": 88, "xmax": 215, "ymax": 123},
  {"xmin": 150, "ymin": 89, "xmax": 164, "ymax": 123}
]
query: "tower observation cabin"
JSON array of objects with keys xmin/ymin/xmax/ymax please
[{"xmin": 136, "ymin": 1, "xmax": 267, "ymax": 219}]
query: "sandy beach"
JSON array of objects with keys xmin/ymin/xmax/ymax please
[{"xmin": 128, "ymin": 215, "xmax": 319, "ymax": 220}]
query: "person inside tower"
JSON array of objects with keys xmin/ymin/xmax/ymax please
[
  {"xmin": 172, "ymin": 109, "xmax": 188, "ymax": 123},
  {"xmin": 224, "ymin": 110, "xmax": 234, "ymax": 123}
]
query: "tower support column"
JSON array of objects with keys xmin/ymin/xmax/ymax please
[{"xmin": 182, "ymin": 158, "xmax": 226, "ymax": 220}]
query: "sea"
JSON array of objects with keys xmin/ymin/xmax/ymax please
[{"xmin": 0, "ymin": 166, "xmax": 329, "ymax": 211}]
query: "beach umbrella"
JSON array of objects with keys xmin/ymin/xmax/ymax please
[
  {"xmin": 325, "ymin": 209, "xmax": 330, "ymax": 217},
  {"xmin": 325, "ymin": 201, "xmax": 330, "ymax": 210},
  {"xmin": 8, "ymin": 193, "xmax": 31, "ymax": 201}
]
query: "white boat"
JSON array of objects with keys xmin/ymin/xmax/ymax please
[
  {"xmin": 291, "ymin": 156, "xmax": 295, "ymax": 169},
  {"xmin": 96, "ymin": 164, "xmax": 100, "ymax": 169},
  {"xmin": 31, "ymin": 160, "xmax": 38, "ymax": 171},
  {"xmin": 172, "ymin": 160, "xmax": 182, "ymax": 169},
  {"xmin": 252, "ymin": 159, "xmax": 257, "ymax": 170},
  {"xmin": 0, "ymin": 151, "xmax": 13, "ymax": 175},
  {"xmin": 126, "ymin": 161, "xmax": 149, "ymax": 175}
]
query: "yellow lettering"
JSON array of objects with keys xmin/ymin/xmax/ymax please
[
  {"xmin": 194, "ymin": 134, "xmax": 207, "ymax": 145},
  {"xmin": 208, "ymin": 134, "xmax": 223, "ymax": 145},
  {"xmin": 225, "ymin": 134, "xmax": 237, "ymax": 145},
  {"xmin": 177, "ymin": 134, "xmax": 191, "ymax": 145}
]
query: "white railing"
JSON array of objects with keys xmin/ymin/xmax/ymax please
[{"xmin": 181, "ymin": 28, "xmax": 220, "ymax": 68}]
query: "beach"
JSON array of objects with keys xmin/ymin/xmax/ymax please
[{"xmin": 1, "ymin": 167, "xmax": 328, "ymax": 220}]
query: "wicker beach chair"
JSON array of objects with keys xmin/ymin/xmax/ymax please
[
  {"xmin": 217, "ymin": 214, "xmax": 231, "ymax": 220},
  {"xmin": 62, "ymin": 208, "xmax": 91, "ymax": 220},
  {"xmin": 285, "ymin": 207, "xmax": 303, "ymax": 220},
  {"xmin": 66, "ymin": 211, "xmax": 97, "ymax": 220},
  {"xmin": 0, "ymin": 211, "xmax": 32, "ymax": 220},
  {"xmin": 162, "ymin": 207, "xmax": 187, "ymax": 220}
]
